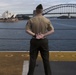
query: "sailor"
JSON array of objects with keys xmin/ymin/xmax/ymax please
[{"xmin": 26, "ymin": 4, "xmax": 54, "ymax": 75}]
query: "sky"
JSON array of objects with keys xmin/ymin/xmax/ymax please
[{"xmin": 0, "ymin": 0, "xmax": 76, "ymax": 14}]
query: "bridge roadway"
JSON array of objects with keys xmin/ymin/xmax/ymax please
[
  {"xmin": 0, "ymin": 51, "xmax": 76, "ymax": 75},
  {"xmin": 23, "ymin": 12, "xmax": 76, "ymax": 16},
  {"xmin": 44, "ymin": 12, "xmax": 76, "ymax": 14},
  {"xmin": 23, "ymin": 12, "xmax": 76, "ymax": 18}
]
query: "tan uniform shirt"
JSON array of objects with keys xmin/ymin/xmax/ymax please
[{"xmin": 26, "ymin": 15, "xmax": 54, "ymax": 34}]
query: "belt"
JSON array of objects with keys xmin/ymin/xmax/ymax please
[{"xmin": 32, "ymin": 36, "xmax": 46, "ymax": 39}]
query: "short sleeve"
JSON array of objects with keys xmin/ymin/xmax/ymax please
[
  {"xmin": 25, "ymin": 20, "xmax": 32, "ymax": 31},
  {"xmin": 47, "ymin": 20, "xmax": 54, "ymax": 31}
]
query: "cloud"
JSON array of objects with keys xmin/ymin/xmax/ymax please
[
  {"xmin": 0, "ymin": 2, "xmax": 9, "ymax": 7},
  {"xmin": 0, "ymin": 0, "xmax": 76, "ymax": 14}
]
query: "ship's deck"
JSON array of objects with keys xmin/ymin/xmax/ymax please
[{"xmin": 0, "ymin": 52, "xmax": 76, "ymax": 75}]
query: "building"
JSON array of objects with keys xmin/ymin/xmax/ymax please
[{"xmin": 2, "ymin": 10, "xmax": 16, "ymax": 19}]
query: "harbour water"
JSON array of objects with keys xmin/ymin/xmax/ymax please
[{"xmin": 0, "ymin": 19, "xmax": 76, "ymax": 51}]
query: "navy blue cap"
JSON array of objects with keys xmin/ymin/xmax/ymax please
[{"xmin": 36, "ymin": 4, "xmax": 43, "ymax": 9}]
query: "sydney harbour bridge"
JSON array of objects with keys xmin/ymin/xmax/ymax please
[{"xmin": 26, "ymin": 4, "xmax": 76, "ymax": 18}]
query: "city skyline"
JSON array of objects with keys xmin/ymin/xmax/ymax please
[{"xmin": 0, "ymin": 0, "xmax": 76, "ymax": 15}]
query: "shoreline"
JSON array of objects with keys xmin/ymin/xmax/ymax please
[{"xmin": 0, "ymin": 18, "xmax": 19, "ymax": 22}]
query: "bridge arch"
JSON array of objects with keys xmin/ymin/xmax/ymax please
[{"xmin": 43, "ymin": 4, "xmax": 76, "ymax": 15}]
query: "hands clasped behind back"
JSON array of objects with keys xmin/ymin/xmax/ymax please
[{"xmin": 36, "ymin": 33, "xmax": 45, "ymax": 39}]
